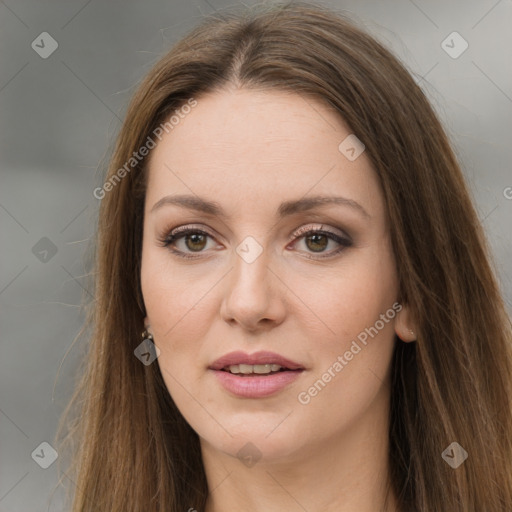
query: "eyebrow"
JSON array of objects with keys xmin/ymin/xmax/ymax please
[{"xmin": 150, "ymin": 194, "xmax": 370, "ymax": 220}]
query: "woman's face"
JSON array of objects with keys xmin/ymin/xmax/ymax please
[{"xmin": 141, "ymin": 88, "xmax": 405, "ymax": 463}]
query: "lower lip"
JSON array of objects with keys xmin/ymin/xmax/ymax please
[{"xmin": 210, "ymin": 369, "xmax": 304, "ymax": 398}]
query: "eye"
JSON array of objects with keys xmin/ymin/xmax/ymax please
[
  {"xmin": 159, "ymin": 223, "xmax": 352, "ymax": 260},
  {"xmin": 288, "ymin": 224, "xmax": 352, "ymax": 259},
  {"xmin": 159, "ymin": 225, "xmax": 218, "ymax": 259}
]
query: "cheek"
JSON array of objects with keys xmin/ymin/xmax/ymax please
[
  {"xmin": 142, "ymin": 283, "xmax": 215, "ymax": 356},
  {"xmin": 290, "ymin": 245, "xmax": 398, "ymax": 405},
  {"xmin": 139, "ymin": 250, "xmax": 238, "ymax": 419},
  {"xmin": 140, "ymin": 246, "xmax": 214, "ymax": 363},
  {"xmin": 141, "ymin": 260, "xmax": 214, "ymax": 416},
  {"xmin": 141, "ymin": 237, "xmax": 211, "ymax": 317},
  {"xmin": 292, "ymin": 245, "xmax": 398, "ymax": 347},
  {"xmin": 294, "ymin": 276, "xmax": 397, "ymax": 427}
]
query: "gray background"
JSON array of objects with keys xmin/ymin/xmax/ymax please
[{"xmin": 1, "ymin": 0, "xmax": 511, "ymax": 510}]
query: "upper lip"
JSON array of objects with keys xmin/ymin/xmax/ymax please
[{"xmin": 209, "ymin": 351, "xmax": 304, "ymax": 371}]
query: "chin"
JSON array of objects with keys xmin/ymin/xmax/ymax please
[{"xmin": 198, "ymin": 421, "xmax": 307, "ymax": 465}]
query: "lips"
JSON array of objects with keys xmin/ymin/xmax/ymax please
[
  {"xmin": 209, "ymin": 351, "xmax": 304, "ymax": 371},
  {"xmin": 209, "ymin": 350, "xmax": 305, "ymax": 398}
]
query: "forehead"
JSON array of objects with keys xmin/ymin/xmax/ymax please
[{"xmin": 145, "ymin": 88, "xmax": 384, "ymax": 220}]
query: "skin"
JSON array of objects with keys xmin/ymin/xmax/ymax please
[{"xmin": 140, "ymin": 86, "xmax": 416, "ymax": 512}]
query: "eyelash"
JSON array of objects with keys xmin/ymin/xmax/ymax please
[{"xmin": 159, "ymin": 224, "xmax": 353, "ymax": 261}]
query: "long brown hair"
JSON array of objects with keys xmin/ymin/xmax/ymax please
[{"xmin": 55, "ymin": 2, "xmax": 512, "ymax": 510}]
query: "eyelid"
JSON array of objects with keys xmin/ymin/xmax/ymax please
[
  {"xmin": 163, "ymin": 223, "xmax": 216, "ymax": 240},
  {"xmin": 159, "ymin": 222, "xmax": 353, "ymax": 260},
  {"xmin": 159, "ymin": 224, "xmax": 218, "ymax": 250},
  {"xmin": 287, "ymin": 223, "xmax": 351, "ymax": 243},
  {"xmin": 163, "ymin": 222, "xmax": 349, "ymax": 243}
]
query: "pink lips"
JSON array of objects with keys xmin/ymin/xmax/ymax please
[
  {"xmin": 209, "ymin": 351, "xmax": 304, "ymax": 371},
  {"xmin": 208, "ymin": 350, "xmax": 305, "ymax": 398}
]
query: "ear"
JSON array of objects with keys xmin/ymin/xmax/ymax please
[
  {"xmin": 143, "ymin": 316, "xmax": 151, "ymax": 331},
  {"xmin": 394, "ymin": 304, "xmax": 417, "ymax": 342}
]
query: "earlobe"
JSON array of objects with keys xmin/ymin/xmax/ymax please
[
  {"xmin": 141, "ymin": 317, "xmax": 153, "ymax": 342},
  {"xmin": 394, "ymin": 305, "xmax": 417, "ymax": 342}
]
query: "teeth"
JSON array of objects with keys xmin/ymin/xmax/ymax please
[{"xmin": 225, "ymin": 364, "xmax": 283, "ymax": 374}]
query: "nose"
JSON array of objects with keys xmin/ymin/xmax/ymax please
[{"xmin": 220, "ymin": 247, "xmax": 286, "ymax": 332}]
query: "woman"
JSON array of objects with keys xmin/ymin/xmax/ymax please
[{"xmin": 55, "ymin": 1, "xmax": 512, "ymax": 511}]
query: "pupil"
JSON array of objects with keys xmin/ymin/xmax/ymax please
[
  {"xmin": 186, "ymin": 234, "xmax": 206, "ymax": 252},
  {"xmin": 306, "ymin": 234, "xmax": 327, "ymax": 252}
]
